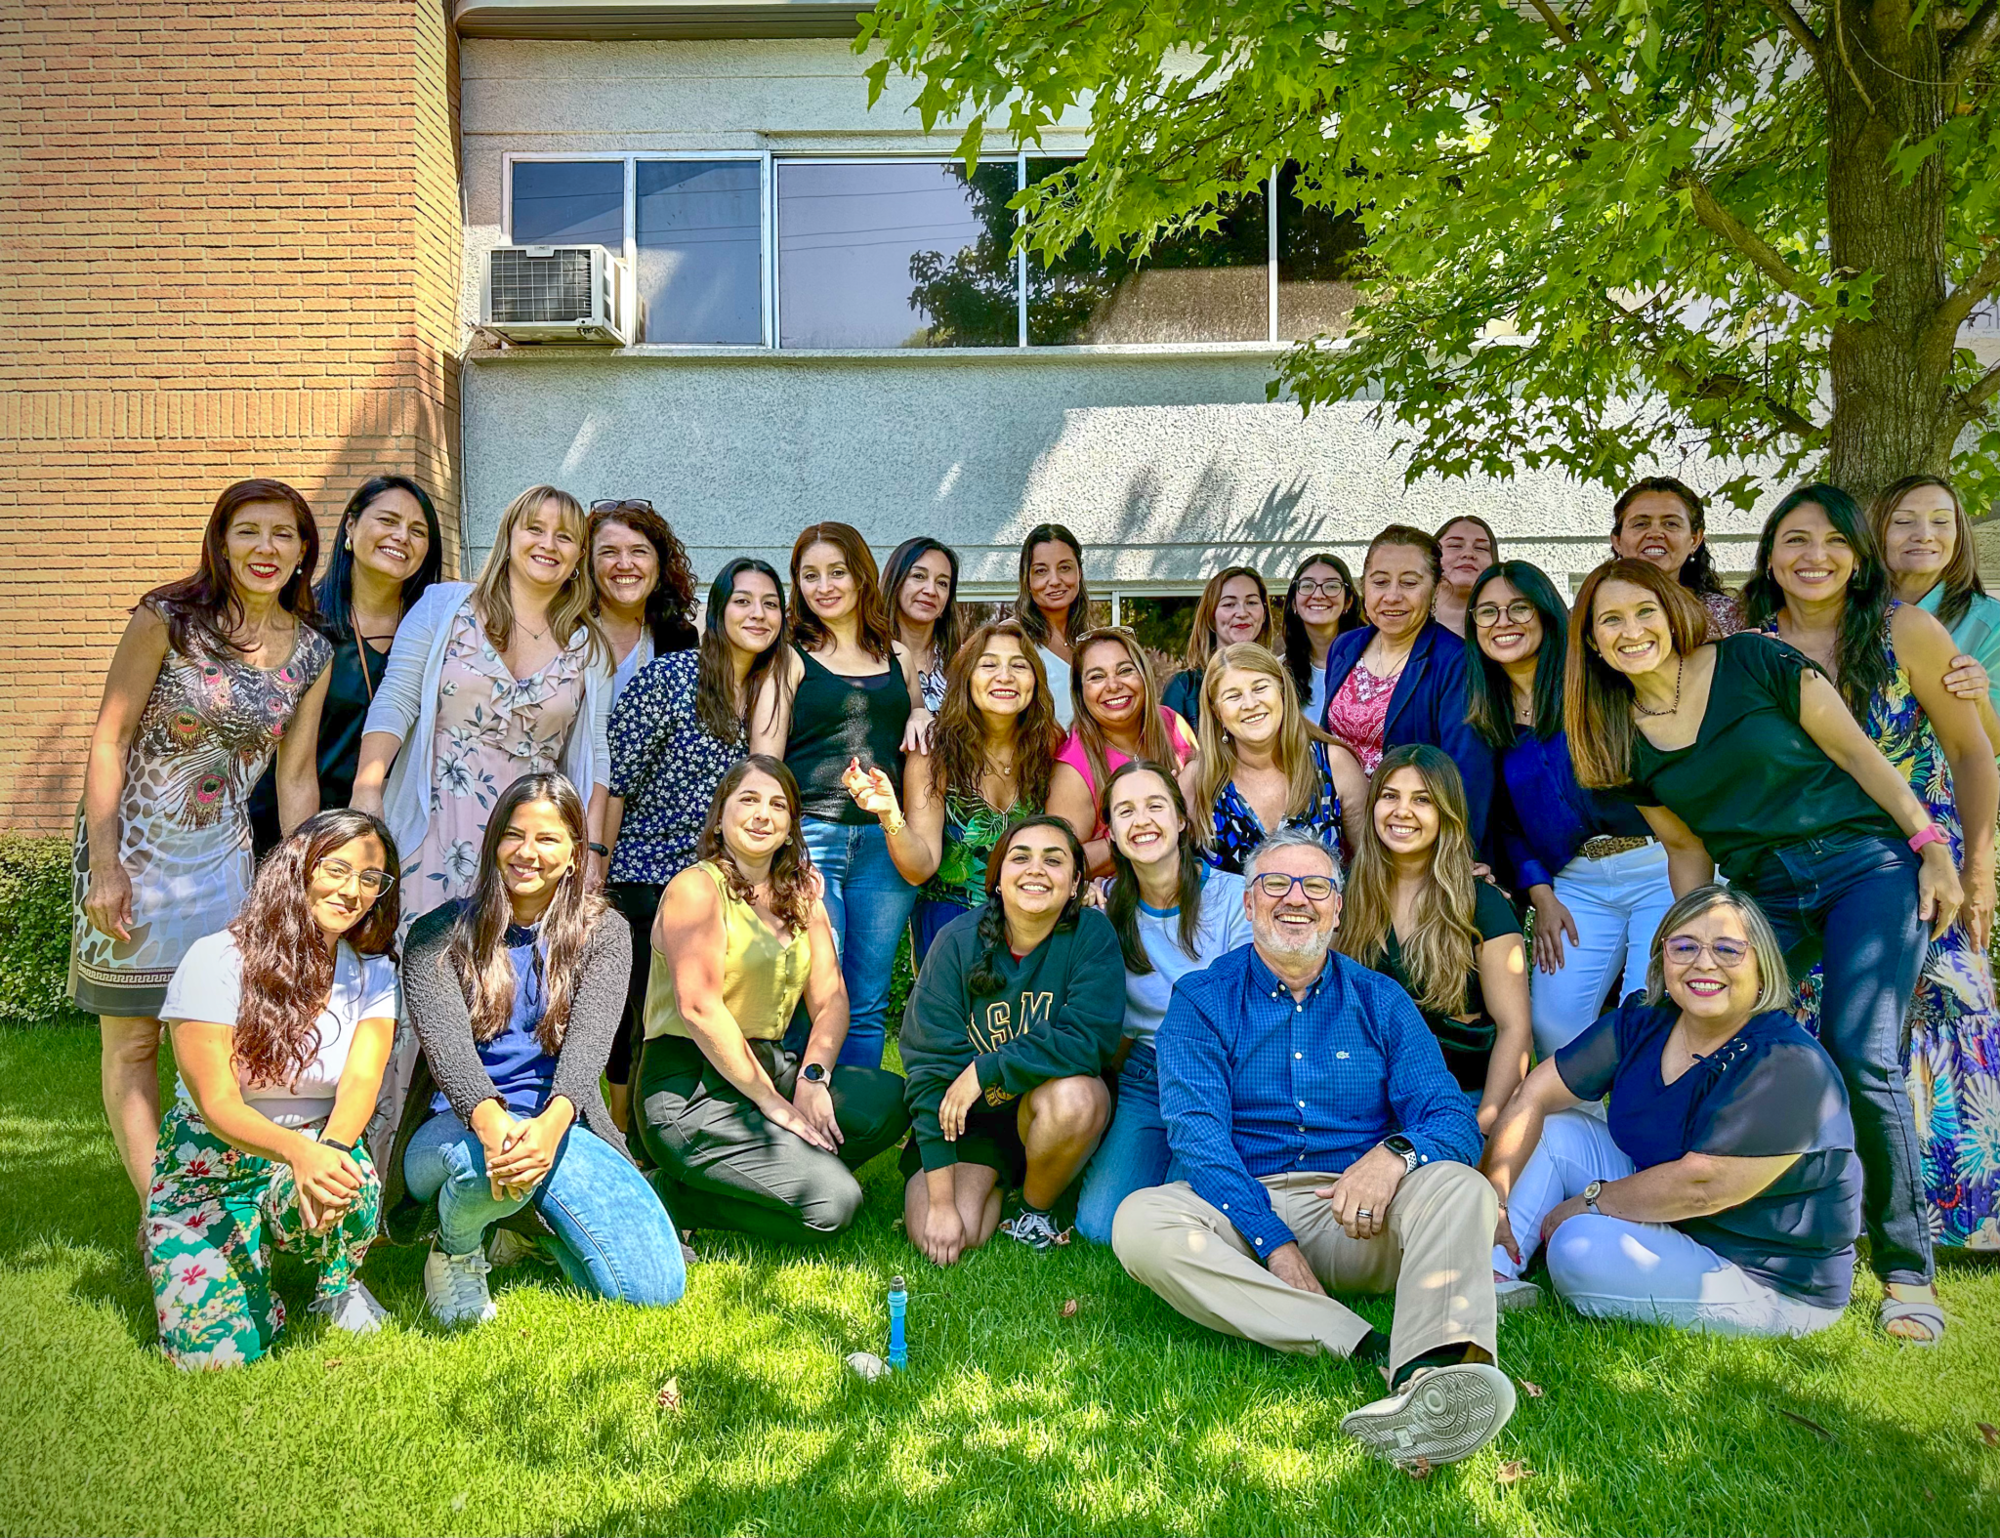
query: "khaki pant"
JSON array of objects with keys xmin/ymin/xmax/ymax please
[{"xmin": 1112, "ymin": 1162, "xmax": 1498, "ymax": 1377}]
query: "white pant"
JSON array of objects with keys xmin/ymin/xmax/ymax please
[
  {"xmin": 1529, "ymin": 842, "xmax": 1677, "ymax": 1059},
  {"xmin": 1494, "ymin": 1111, "xmax": 1846, "ymax": 1338}
]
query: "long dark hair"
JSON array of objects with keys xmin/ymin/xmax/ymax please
[
  {"xmin": 966, "ymin": 814, "xmax": 1088, "ymax": 995},
  {"xmin": 1565, "ymin": 559, "xmax": 1712, "ymax": 787},
  {"xmin": 1869, "ymin": 474, "xmax": 1985, "ymax": 630},
  {"xmin": 1741, "ymin": 482, "xmax": 1893, "ymax": 720},
  {"xmin": 144, "ymin": 479, "xmax": 323, "ymax": 658},
  {"xmin": 696, "ymin": 755, "xmax": 818, "ymax": 935},
  {"xmin": 883, "ymin": 536, "xmax": 964, "ymax": 675},
  {"xmin": 228, "ymin": 809, "xmax": 400, "ymax": 1088},
  {"xmin": 695, "ymin": 558, "xmax": 789, "ymax": 743},
  {"xmin": 1014, "ymin": 523, "xmax": 1090, "ymax": 648},
  {"xmin": 929, "ymin": 619, "xmax": 1065, "ymax": 810},
  {"xmin": 790, "ymin": 522, "xmax": 895, "ymax": 661},
  {"xmin": 588, "ymin": 500, "xmax": 699, "ymax": 653},
  {"xmin": 315, "ymin": 475, "xmax": 444, "ymax": 643},
  {"xmin": 1613, "ymin": 476, "xmax": 1727, "ymax": 599},
  {"xmin": 447, "ymin": 773, "xmax": 608, "ymax": 1050},
  {"xmin": 1101, "ymin": 759, "xmax": 1207, "ymax": 972},
  {"xmin": 1463, "ymin": 561, "xmax": 1570, "ymax": 748},
  {"xmin": 1281, "ymin": 551, "xmax": 1361, "ymax": 703}
]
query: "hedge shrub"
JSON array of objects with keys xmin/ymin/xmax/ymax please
[{"xmin": 0, "ymin": 835, "xmax": 87, "ymax": 1027}]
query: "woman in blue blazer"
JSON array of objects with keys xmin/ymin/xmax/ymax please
[{"xmin": 1321, "ymin": 525, "xmax": 1497, "ymax": 847}]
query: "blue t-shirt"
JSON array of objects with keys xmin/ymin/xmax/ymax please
[
  {"xmin": 430, "ymin": 922, "xmax": 558, "ymax": 1120},
  {"xmin": 1555, "ymin": 1004, "xmax": 1861, "ymax": 1308}
]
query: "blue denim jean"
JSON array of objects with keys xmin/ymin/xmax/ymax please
[
  {"xmin": 911, "ymin": 896, "xmax": 974, "ymax": 967},
  {"xmin": 1076, "ymin": 1043, "xmax": 1168, "ymax": 1245},
  {"xmin": 402, "ymin": 1111, "xmax": 686, "ymax": 1307},
  {"xmin": 800, "ymin": 817, "xmax": 919, "ymax": 1069},
  {"xmin": 1739, "ymin": 832, "xmax": 1932, "ymax": 1285}
]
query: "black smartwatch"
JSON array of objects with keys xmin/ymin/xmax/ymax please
[
  {"xmin": 588, "ymin": 842, "xmax": 610, "ymax": 857},
  {"xmin": 322, "ymin": 1136, "xmax": 355, "ymax": 1155},
  {"xmin": 1380, "ymin": 1134, "xmax": 1419, "ymax": 1174},
  {"xmin": 800, "ymin": 1062, "xmax": 831, "ymax": 1086}
]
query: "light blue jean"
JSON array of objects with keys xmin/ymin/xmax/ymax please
[
  {"xmin": 1077, "ymin": 1042, "xmax": 1168, "ymax": 1245},
  {"xmin": 402, "ymin": 1111, "xmax": 685, "ymax": 1308},
  {"xmin": 800, "ymin": 817, "xmax": 919, "ymax": 1070}
]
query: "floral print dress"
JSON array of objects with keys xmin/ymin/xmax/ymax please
[
  {"xmin": 1772, "ymin": 610, "xmax": 2000, "ymax": 1250},
  {"xmin": 68, "ymin": 615, "xmax": 332, "ymax": 1015},
  {"xmin": 404, "ymin": 607, "xmax": 588, "ymax": 917}
]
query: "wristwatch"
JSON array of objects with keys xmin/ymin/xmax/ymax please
[
  {"xmin": 321, "ymin": 1136, "xmax": 355, "ymax": 1155},
  {"xmin": 1380, "ymin": 1134, "xmax": 1420, "ymax": 1175},
  {"xmin": 800, "ymin": 1062, "xmax": 831, "ymax": 1087},
  {"xmin": 1583, "ymin": 1179, "xmax": 1604, "ymax": 1215}
]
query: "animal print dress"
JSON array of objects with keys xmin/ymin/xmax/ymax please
[{"xmin": 68, "ymin": 613, "xmax": 332, "ymax": 1015}]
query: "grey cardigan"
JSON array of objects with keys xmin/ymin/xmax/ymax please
[{"xmin": 380, "ymin": 898, "xmax": 633, "ymax": 1224}]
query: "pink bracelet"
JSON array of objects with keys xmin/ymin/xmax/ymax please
[{"xmin": 1909, "ymin": 823, "xmax": 1949, "ymax": 854}]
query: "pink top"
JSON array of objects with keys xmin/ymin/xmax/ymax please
[
  {"xmin": 1056, "ymin": 708, "xmax": 1196, "ymax": 836},
  {"xmin": 1324, "ymin": 657, "xmax": 1403, "ymax": 773}
]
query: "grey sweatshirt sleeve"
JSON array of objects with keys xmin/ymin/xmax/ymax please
[
  {"xmin": 550, "ymin": 908, "xmax": 632, "ymax": 1119},
  {"xmin": 400, "ymin": 904, "xmax": 505, "ymax": 1128}
]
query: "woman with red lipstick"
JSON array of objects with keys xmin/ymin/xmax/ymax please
[
  {"xmin": 1162, "ymin": 567, "xmax": 1275, "ymax": 730},
  {"xmin": 885, "ymin": 536, "xmax": 963, "ymax": 713},
  {"xmin": 587, "ymin": 499, "xmax": 698, "ymax": 708},
  {"xmin": 72, "ymin": 477, "xmax": 335, "ymax": 1198},
  {"xmin": 1610, "ymin": 476, "xmax": 1744, "ymax": 639}
]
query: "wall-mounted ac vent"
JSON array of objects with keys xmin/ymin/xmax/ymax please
[{"xmin": 482, "ymin": 244, "xmax": 631, "ymax": 344}]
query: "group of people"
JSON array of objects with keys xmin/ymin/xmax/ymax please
[{"xmin": 68, "ymin": 467, "xmax": 1997, "ymax": 1469}]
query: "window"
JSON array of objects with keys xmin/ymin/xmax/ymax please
[
  {"xmin": 510, "ymin": 160, "xmax": 625, "ymax": 249},
  {"xmin": 635, "ymin": 160, "xmax": 762, "ymax": 346}
]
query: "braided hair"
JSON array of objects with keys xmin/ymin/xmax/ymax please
[{"xmin": 964, "ymin": 814, "xmax": 1089, "ymax": 995}]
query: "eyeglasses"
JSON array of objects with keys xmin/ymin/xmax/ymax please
[
  {"xmin": 1472, "ymin": 600, "xmax": 1539, "ymax": 628},
  {"xmin": 1662, "ymin": 935, "xmax": 1750, "ymax": 968},
  {"xmin": 1253, "ymin": 872, "xmax": 1338, "ymax": 902},
  {"xmin": 314, "ymin": 858, "xmax": 396, "ymax": 894},
  {"xmin": 1295, "ymin": 578, "xmax": 1345, "ymax": 596},
  {"xmin": 590, "ymin": 499, "xmax": 656, "ymax": 516}
]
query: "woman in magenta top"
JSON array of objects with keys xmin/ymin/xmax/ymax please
[{"xmin": 1048, "ymin": 628, "xmax": 1198, "ymax": 876}]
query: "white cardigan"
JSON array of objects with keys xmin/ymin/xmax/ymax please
[{"xmin": 362, "ymin": 582, "xmax": 613, "ymax": 864}]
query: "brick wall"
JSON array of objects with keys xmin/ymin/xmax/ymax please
[{"xmin": 0, "ymin": 2, "xmax": 463, "ymax": 836}]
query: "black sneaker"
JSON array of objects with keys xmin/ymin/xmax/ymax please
[{"xmin": 1006, "ymin": 1209, "xmax": 1062, "ymax": 1251}]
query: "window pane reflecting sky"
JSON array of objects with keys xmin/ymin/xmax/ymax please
[
  {"xmin": 511, "ymin": 161, "xmax": 624, "ymax": 248},
  {"xmin": 636, "ymin": 160, "xmax": 762, "ymax": 345}
]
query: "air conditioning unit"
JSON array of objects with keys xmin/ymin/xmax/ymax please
[{"xmin": 482, "ymin": 244, "xmax": 632, "ymax": 344}]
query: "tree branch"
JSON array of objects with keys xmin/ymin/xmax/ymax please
[
  {"xmin": 1599, "ymin": 293, "xmax": 1824, "ymax": 441},
  {"xmin": 1929, "ymin": 245, "xmax": 2000, "ymax": 351},
  {"xmin": 1522, "ymin": 0, "xmax": 1634, "ymax": 140},
  {"xmin": 1945, "ymin": 0, "xmax": 2000, "ymax": 87},
  {"xmin": 1671, "ymin": 172, "xmax": 1821, "ymax": 302},
  {"xmin": 1958, "ymin": 358, "xmax": 2000, "ymax": 423},
  {"xmin": 1754, "ymin": 0, "xmax": 1824, "ymax": 65}
]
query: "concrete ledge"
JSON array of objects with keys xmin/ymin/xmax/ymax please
[
  {"xmin": 465, "ymin": 341, "xmax": 1301, "ymax": 364},
  {"xmin": 455, "ymin": 0, "xmax": 872, "ymax": 39}
]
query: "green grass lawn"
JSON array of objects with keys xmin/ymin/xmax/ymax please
[{"xmin": 2, "ymin": 1023, "xmax": 1996, "ymax": 1536}]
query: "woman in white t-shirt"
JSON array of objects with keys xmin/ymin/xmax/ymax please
[
  {"xmin": 145, "ymin": 808, "xmax": 402, "ymax": 1369},
  {"xmin": 1074, "ymin": 760, "xmax": 1253, "ymax": 1244}
]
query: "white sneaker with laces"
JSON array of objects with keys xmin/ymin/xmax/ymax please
[
  {"xmin": 310, "ymin": 1279, "xmax": 389, "ymax": 1334},
  {"xmin": 425, "ymin": 1246, "xmax": 498, "ymax": 1327},
  {"xmin": 1339, "ymin": 1362, "xmax": 1517, "ymax": 1467},
  {"xmin": 1006, "ymin": 1209, "xmax": 1062, "ymax": 1251}
]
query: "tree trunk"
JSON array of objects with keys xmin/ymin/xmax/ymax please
[{"xmin": 1823, "ymin": 0, "xmax": 1954, "ymax": 502}]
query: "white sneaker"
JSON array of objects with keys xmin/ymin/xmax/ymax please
[
  {"xmin": 310, "ymin": 1278, "xmax": 389, "ymax": 1334},
  {"xmin": 424, "ymin": 1246, "xmax": 498, "ymax": 1327},
  {"xmin": 1495, "ymin": 1277, "xmax": 1543, "ymax": 1313},
  {"xmin": 486, "ymin": 1227, "xmax": 542, "ymax": 1269},
  {"xmin": 1340, "ymin": 1362, "xmax": 1517, "ymax": 1468}
]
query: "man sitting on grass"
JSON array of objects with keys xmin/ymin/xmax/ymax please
[{"xmin": 1112, "ymin": 828, "xmax": 1516, "ymax": 1468}]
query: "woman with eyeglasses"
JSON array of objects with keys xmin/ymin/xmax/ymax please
[
  {"xmin": 1161, "ymin": 567, "xmax": 1276, "ymax": 731},
  {"xmin": 1280, "ymin": 553, "xmax": 1362, "ymax": 723},
  {"xmin": 1337, "ymin": 745, "xmax": 1532, "ymax": 1134},
  {"xmin": 1048, "ymin": 627, "xmax": 1198, "ymax": 877},
  {"xmin": 145, "ymin": 809, "xmax": 401, "ymax": 1367},
  {"xmin": 588, "ymin": 499, "xmax": 699, "ymax": 707},
  {"xmin": 1484, "ymin": 887, "xmax": 1863, "ymax": 1336},
  {"xmin": 1431, "ymin": 515, "xmax": 1499, "ymax": 638},
  {"xmin": 1465, "ymin": 562, "xmax": 1675, "ymax": 1057},
  {"xmin": 884, "ymin": 536, "xmax": 963, "ymax": 712},
  {"xmin": 1073, "ymin": 761, "xmax": 1252, "ymax": 1245}
]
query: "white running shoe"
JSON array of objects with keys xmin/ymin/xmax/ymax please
[
  {"xmin": 1494, "ymin": 1277, "xmax": 1543, "ymax": 1312},
  {"xmin": 310, "ymin": 1278, "xmax": 389, "ymax": 1335},
  {"xmin": 1339, "ymin": 1362, "xmax": 1517, "ymax": 1468},
  {"xmin": 424, "ymin": 1246, "xmax": 498, "ymax": 1327},
  {"xmin": 486, "ymin": 1227, "xmax": 542, "ymax": 1269}
]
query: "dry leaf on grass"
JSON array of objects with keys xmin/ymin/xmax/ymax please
[
  {"xmin": 1516, "ymin": 1378, "xmax": 1544, "ymax": 1398},
  {"xmin": 1401, "ymin": 1456, "xmax": 1433, "ymax": 1480},
  {"xmin": 1776, "ymin": 1408, "xmax": 1835, "ymax": 1443},
  {"xmin": 1979, "ymin": 1422, "xmax": 1999, "ymax": 1449},
  {"xmin": 323, "ymin": 1359, "xmax": 342, "ymax": 1370},
  {"xmin": 1495, "ymin": 1460, "xmax": 1534, "ymax": 1486},
  {"xmin": 657, "ymin": 1377, "xmax": 682, "ymax": 1411},
  {"xmin": 1060, "ymin": 1298, "xmax": 1080, "ymax": 1318}
]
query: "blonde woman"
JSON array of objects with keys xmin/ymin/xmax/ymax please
[
  {"xmin": 1181, "ymin": 642, "xmax": 1365, "ymax": 875},
  {"xmin": 354, "ymin": 485, "xmax": 612, "ymax": 923},
  {"xmin": 1337, "ymin": 744, "xmax": 1532, "ymax": 1135},
  {"xmin": 1161, "ymin": 567, "xmax": 1275, "ymax": 730}
]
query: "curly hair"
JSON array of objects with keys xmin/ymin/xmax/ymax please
[
  {"xmin": 1614, "ymin": 476, "xmax": 1727, "ymax": 599},
  {"xmin": 695, "ymin": 755, "xmax": 819, "ymax": 935},
  {"xmin": 929, "ymin": 619, "xmax": 1066, "ymax": 810},
  {"xmin": 966, "ymin": 814, "xmax": 1088, "ymax": 995},
  {"xmin": 144, "ymin": 478, "xmax": 323, "ymax": 659},
  {"xmin": 588, "ymin": 500, "xmax": 699, "ymax": 653},
  {"xmin": 227, "ymin": 808, "xmax": 401, "ymax": 1089}
]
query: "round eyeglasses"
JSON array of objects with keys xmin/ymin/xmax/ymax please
[
  {"xmin": 1472, "ymin": 600, "xmax": 1539, "ymax": 629},
  {"xmin": 314, "ymin": 858, "xmax": 396, "ymax": 894}
]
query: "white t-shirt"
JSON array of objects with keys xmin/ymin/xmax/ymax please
[
  {"xmin": 161, "ymin": 930, "xmax": 400, "ymax": 1129},
  {"xmin": 1038, "ymin": 643, "xmax": 1075, "ymax": 730},
  {"xmin": 610, "ymin": 629, "xmax": 656, "ymax": 708},
  {"xmin": 1122, "ymin": 868, "xmax": 1254, "ymax": 1047}
]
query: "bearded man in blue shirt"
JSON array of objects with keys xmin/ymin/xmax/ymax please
[{"xmin": 1112, "ymin": 828, "xmax": 1516, "ymax": 1468}]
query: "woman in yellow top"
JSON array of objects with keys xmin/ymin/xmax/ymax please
[{"xmin": 634, "ymin": 755, "xmax": 910, "ymax": 1241}]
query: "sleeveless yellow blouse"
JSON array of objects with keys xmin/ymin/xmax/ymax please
[{"xmin": 644, "ymin": 861, "xmax": 811, "ymax": 1042}]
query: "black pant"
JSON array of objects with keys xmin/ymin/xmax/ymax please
[
  {"xmin": 606, "ymin": 882, "xmax": 664, "ymax": 1086},
  {"xmin": 636, "ymin": 1034, "xmax": 911, "ymax": 1242}
]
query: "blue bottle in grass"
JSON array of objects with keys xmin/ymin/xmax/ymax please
[{"xmin": 887, "ymin": 1275, "xmax": 908, "ymax": 1370}]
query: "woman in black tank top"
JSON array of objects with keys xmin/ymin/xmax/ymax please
[{"xmin": 751, "ymin": 523, "xmax": 932, "ymax": 1073}]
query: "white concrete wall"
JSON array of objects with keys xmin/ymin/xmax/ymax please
[{"xmin": 456, "ymin": 37, "xmax": 1787, "ymax": 588}]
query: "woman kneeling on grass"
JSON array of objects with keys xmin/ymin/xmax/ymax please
[
  {"xmin": 384, "ymin": 772, "xmax": 683, "ymax": 1327},
  {"xmin": 147, "ymin": 809, "xmax": 401, "ymax": 1369},
  {"xmin": 1483, "ymin": 886, "xmax": 1862, "ymax": 1335},
  {"xmin": 899, "ymin": 816, "xmax": 1125, "ymax": 1261}
]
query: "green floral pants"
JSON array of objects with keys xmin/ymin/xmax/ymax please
[{"xmin": 142, "ymin": 1101, "xmax": 380, "ymax": 1369}]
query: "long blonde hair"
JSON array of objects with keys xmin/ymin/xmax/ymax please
[
  {"xmin": 471, "ymin": 484, "xmax": 607, "ymax": 667},
  {"xmin": 1191, "ymin": 642, "xmax": 1327, "ymax": 851},
  {"xmin": 1337, "ymin": 744, "xmax": 1480, "ymax": 1014}
]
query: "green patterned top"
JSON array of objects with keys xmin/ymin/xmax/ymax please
[{"xmin": 921, "ymin": 791, "xmax": 1040, "ymax": 908}]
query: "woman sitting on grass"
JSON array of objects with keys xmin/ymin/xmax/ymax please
[
  {"xmin": 1483, "ymin": 886, "xmax": 1862, "ymax": 1335},
  {"xmin": 898, "ymin": 815, "xmax": 1124, "ymax": 1262},
  {"xmin": 384, "ymin": 772, "xmax": 683, "ymax": 1327},
  {"xmin": 147, "ymin": 808, "xmax": 401, "ymax": 1369}
]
